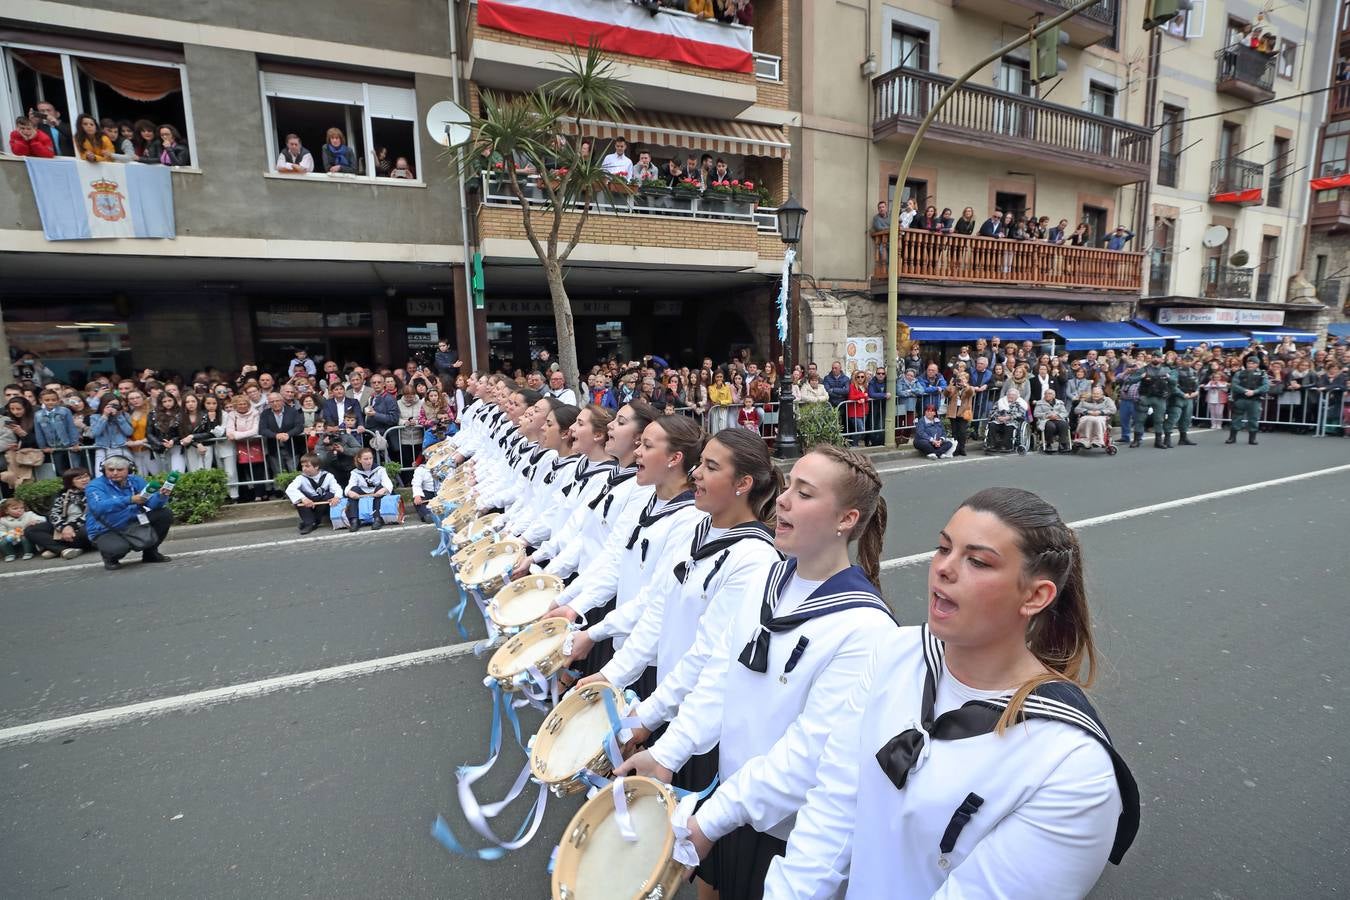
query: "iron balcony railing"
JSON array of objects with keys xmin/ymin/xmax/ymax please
[
  {"xmin": 1047, "ymin": 0, "xmax": 1116, "ymax": 26},
  {"xmin": 1216, "ymin": 44, "xmax": 1276, "ymax": 94},
  {"xmin": 1210, "ymin": 157, "xmax": 1264, "ymax": 197},
  {"xmin": 1202, "ymin": 266, "xmax": 1253, "ymax": 300}
]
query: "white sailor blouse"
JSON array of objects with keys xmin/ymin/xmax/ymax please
[
  {"xmin": 650, "ymin": 559, "xmax": 898, "ymax": 842},
  {"xmin": 544, "ymin": 465, "xmax": 652, "ymax": 580},
  {"xmin": 763, "ymin": 625, "xmax": 1139, "ymax": 900},
  {"xmin": 531, "ymin": 459, "xmax": 617, "ymax": 564}
]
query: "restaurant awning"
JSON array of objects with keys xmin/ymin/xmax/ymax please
[
  {"xmin": 1246, "ymin": 328, "xmax": 1319, "ymax": 342},
  {"xmin": 1328, "ymin": 322, "xmax": 1350, "ymax": 337},
  {"xmin": 1147, "ymin": 323, "xmax": 1251, "ymax": 349},
  {"xmin": 897, "ymin": 315, "xmax": 1045, "ymax": 342},
  {"xmin": 1019, "ymin": 316, "xmax": 1165, "ymax": 350},
  {"xmin": 567, "ymin": 112, "xmax": 791, "ymax": 158}
]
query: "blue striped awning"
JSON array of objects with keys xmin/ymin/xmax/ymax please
[
  {"xmin": 1020, "ymin": 316, "xmax": 1165, "ymax": 350},
  {"xmin": 1328, "ymin": 322, "xmax": 1350, "ymax": 337},
  {"xmin": 897, "ymin": 315, "xmax": 1045, "ymax": 342},
  {"xmin": 1246, "ymin": 329, "xmax": 1319, "ymax": 342}
]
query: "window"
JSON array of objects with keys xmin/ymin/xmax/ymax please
[
  {"xmin": 1081, "ymin": 205, "xmax": 1107, "ymax": 247},
  {"xmin": 1268, "ymin": 136, "xmax": 1290, "ymax": 208},
  {"xmin": 995, "ymin": 59, "xmax": 1031, "ymax": 137},
  {"xmin": 1256, "ymin": 235, "xmax": 1278, "ymax": 302},
  {"xmin": 1278, "ymin": 40, "xmax": 1296, "ymax": 80},
  {"xmin": 1149, "ymin": 216, "xmax": 1175, "ymax": 296},
  {"xmin": 890, "ymin": 25, "xmax": 930, "ymax": 71},
  {"xmin": 997, "ymin": 191, "xmax": 1028, "ymax": 220},
  {"xmin": 1165, "ymin": 0, "xmax": 1206, "ymax": 38},
  {"xmin": 889, "ymin": 176, "xmax": 929, "ymax": 209},
  {"xmin": 1316, "ymin": 122, "xmax": 1350, "ymax": 200},
  {"xmin": 1088, "ymin": 82, "xmax": 1116, "ymax": 118},
  {"xmin": 1158, "ymin": 104, "xmax": 1183, "ymax": 188},
  {"xmin": 2, "ymin": 41, "xmax": 196, "ymax": 161},
  {"xmin": 260, "ymin": 68, "xmax": 419, "ymax": 181}
]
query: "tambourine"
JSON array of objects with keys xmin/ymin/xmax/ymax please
[
  {"xmin": 458, "ymin": 538, "xmax": 525, "ymax": 595},
  {"xmin": 445, "ymin": 503, "xmax": 479, "ymax": 537},
  {"xmin": 452, "ymin": 512, "xmax": 502, "ymax": 552},
  {"xmin": 530, "ymin": 683, "xmax": 625, "ymax": 796},
  {"xmin": 488, "ymin": 573, "xmax": 563, "ymax": 636},
  {"xmin": 451, "ymin": 532, "xmax": 506, "ymax": 571},
  {"xmin": 486, "ymin": 616, "xmax": 572, "ymax": 692},
  {"xmin": 551, "ymin": 776, "xmax": 684, "ymax": 900}
]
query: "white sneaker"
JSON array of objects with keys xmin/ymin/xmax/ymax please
[
  {"xmin": 61, "ymin": 548, "xmax": 84, "ymax": 560},
  {"xmin": 926, "ymin": 452, "xmax": 939, "ymax": 459},
  {"xmin": 41, "ymin": 550, "xmax": 57, "ymax": 559},
  {"xmin": 941, "ymin": 446, "xmax": 956, "ymax": 458}
]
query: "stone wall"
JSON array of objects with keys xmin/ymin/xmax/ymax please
[
  {"xmin": 1304, "ymin": 233, "xmax": 1350, "ymax": 335},
  {"xmin": 800, "ymin": 288, "xmax": 849, "ymax": 368}
]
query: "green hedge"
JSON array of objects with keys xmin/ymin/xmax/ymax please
[
  {"xmin": 273, "ymin": 470, "xmax": 300, "ymax": 492},
  {"xmin": 168, "ymin": 469, "xmax": 229, "ymax": 525},
  {"xmin": 15, "ymin": 478, "xmax": 63, "ymax": 516},
  {"xmin": 795, "ymin": 401, "xmax": 846, "ymax": 449}
]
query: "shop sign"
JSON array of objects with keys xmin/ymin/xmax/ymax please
[
  {"xmin": 1157, "ymin": 307, "xmax": 1285, "ymax": 326},
  {"xmin": 486, "ymin": 299, "xmax": 633, "ymax": 316},
  {"xmin": 406, "ymin": 297, "xmax": 444, "ymax": 317},
  {"xmin": 845, "ymin": 336, "xmax": 884, "ymax": 376},
  {"xmin": 652, "ymin": 301, "xmax": 682, "ymax": 317},
  {"xmin": 407, "ymin": 323, "xmax": 440, "ymax": 348}
]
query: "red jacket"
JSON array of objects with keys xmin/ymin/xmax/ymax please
[
  {"xmin": 737, "ymin": 406, "xmax": 761, "ymax": 430},
  {"xmin": 846, "ymin": 383, "xmax": 869, "ymax": 418},
  {"xmin": 9, "ymin": 129, "xmax": 55, "ymax": 158}
]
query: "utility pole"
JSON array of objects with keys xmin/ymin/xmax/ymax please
[{"xmin": 884, "ymin": 0, "xmax": 1134, "ymax": 446}]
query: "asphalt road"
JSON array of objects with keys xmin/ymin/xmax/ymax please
[{"xmin": 1, "ymin": 429, "xmax": 1346, "ymax": 899}]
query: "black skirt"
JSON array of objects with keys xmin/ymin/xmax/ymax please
[
  {"xmin": 572, "ymin": 596, "xmax": 616, "ymax": 677},
  {"xmin": 710, "ymin": 824, "xmax": 787, "ymax": 899},
  {"xmin": 630, "ymin": 665, "xmax": 658, "ymax": 701}
]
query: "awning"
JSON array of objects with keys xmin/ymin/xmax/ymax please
[
  {"xmin": 1246, "ymin": 328, "xmax": 1319, "ymax": 342},
  {"xmin": 567, "ymin": 112, "xmax": 790, "ymax": 158},
  {"xmin": 897, "ymin": 315, "xmax": 1045, "ymax": 342},
  {"xmin": 1157, "ymin": 324, "xmax": 1252, "ymax": 349},
  {"xmin": 1132, "ymin": 318, "xmax": 1179, "ymax": 340},
  {"xmin": 1019, "ymin": 316, "xmax": 1165, "ymax": 350},
  {"xmin": 1328, "ymin": 322, "xmax": 1350, "ymax": 337}
]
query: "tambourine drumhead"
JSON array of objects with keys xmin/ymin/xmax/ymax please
[
  {"xmin": 451, "ymin": 532, "xmax": 509, "ymax": 570},
  {"xmin": 551, "ymin": 777, "xmax": 682, "ymax": 900},
  {"xmin": 437, "ymin": 480, "xmax": 471, "ymax": 502},
  {"xmin": 446, "ymin": 504, "xmax": 477, "ymax": 534},
  {"xmin": 455, "ymin": 513, "xmax": 501, "ymax": 547},
  {"xmin": 530, "ymin": 683, "xmax": 622, "ymax": 787},
  {"xmin": 489, "ymin": 574, "xmax": 563, "ymax": 630},
  {"xmin": 459, "ymin": 540, "xmax": 524, "ymax": 592},
  {"xmin": 487, "ymin": 616, "xmax": 571, "ymax": 683}
]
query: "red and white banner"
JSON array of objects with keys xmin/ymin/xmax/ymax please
[
  {"xmin": 478, "ymin": 0, "xmax": 754, "ymax": 74},
  {"xmin": 1310, "ymin": 172, "xmax": 1350, "ymax": 192}
]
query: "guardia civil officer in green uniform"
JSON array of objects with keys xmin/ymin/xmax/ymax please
[
  {"xmin": 1227, "ymin": 355, "xmax": 1270, "ymax": 445},
  {"xmin": 1165, "ymin": 353, "xmax": 1200, "ymax": 447},
  {"xmin": 1125, "ymin": 350, "xmax": 1177, "ymax": 449}
]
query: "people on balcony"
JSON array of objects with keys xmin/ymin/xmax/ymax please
[
  {"xmin": 102, "ymin": 118, "xmax": 136, "ymax": 162},
  {"xmin": 898, "ymin": 197, "xmax": 919, "ymax": 228},
  {"xmin": 1048, "ymin": 218, "xmax": 1069, "ymax": 244},
  {"xmin": 322, "ymin": 127, "xmax": 357, "ymax": 175},
  {"xmin": 1069, "ymin": 223, "xmax": 1091, "ymax": 246},
  {"xmin": 633, "ymin": 149, "xmax": 661, "ymax": 182},
  {"xmin": 391, "ymin": 157, "xmax": 415, "ymax": 179},
  {"xmin": 75, "ymin": 114, "xmax": 116, "ymax": 163},
  {"xmin": 601, "ymin": 136, "xmax": 633, "ymax": 175},
  {"xmin": 978, "ymin": 210, "xmax": 1003, "ymax": 238},
  {"xmin": 911, "ymin": 205, "xmax": 940, "ymax": 231},
  {"xmin": 713, "ymin": 158, "xmax": 733, "ymax": 182},
  {"xmin": 871, "ymin": 201, "xmax": 889, "ymax": 233},
  {"xmin": 1102, "ymin": 225, "xmax": 1135, "ymax": 251},
  {"xmin": 698, "ymin": 153, "xmax": 715, "ymax": 186},
  {"xmin": 953, "ymin": 207, "xmax": 977, "ymax": 235},
  {"xmin": 371, "ymin": 145, "xmax": 393, "ymax": 177},
  {"xmin": 276, "ymin": 133, "xmax": 314, "ymax": 175},
  {"xmin": 9, "ymin": 116, "xmax": 55, "ymax": 158},
  {"xmin": 144, "ymin": 125, "xmax": 191, "ymax": 167}
]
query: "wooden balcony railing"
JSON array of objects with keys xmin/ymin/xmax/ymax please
[
  {"xmin": 870, "ymin": 229, "xmax": 1143, "ymax": 292},
  {"xmin": 872, "ymin": 67, "xmax": 1151, "ymax": 176},
  {"xmin": 1331, "ymin": 81, "xmax": 1350, "ymax": 118}
]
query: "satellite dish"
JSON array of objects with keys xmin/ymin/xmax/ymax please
[
  {"xmin": 1230, "ymin": 249, "xmax": 1251, "ymax": 267},
  {"xmin": 426, "ymin": 100, "xmax": 470, "ymax": 148},
  {"xmin": 1202, "ymin": 225, "xmax": 1230, "ymax": 249}
]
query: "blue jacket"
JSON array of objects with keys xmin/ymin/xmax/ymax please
[
  {"xmin": 84, "ymin": 474, "xmax": 169, "ymax": 540},
  {"xmin": 914, "ymin": 416, "xmax": 947, "ymax": 444},
  {"xmin": 822, "ymin": 372, "xmax": 851, "ymax": 405},
  {"xmin": 866, "ymin": 376, "xmax": 889, "ymax": 401},
  {"xmin": 91, "ymin": 412, "xmax": 133, "ymax": 449},
  {"xmin": 366, "ymin": 393, "xmax": 399, "ymax": 430},
  {"xmin": 968, "ymin": 367, "xmax": 993, "ymax": 389},
  {"xmin": 34, "ymin": 405, "xmax": 80, "ymax": 449},
  {"xmin": 321, "ymin": 397, "xmax": 364, "ymax": 428},
  {"xmin": 917, "ymin": 372, "xmax": 947, "ymax": 395}
]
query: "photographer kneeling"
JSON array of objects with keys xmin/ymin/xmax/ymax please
[{"xmin": 85, "ymin": 454, "xmax": 173, "ymax": 571}]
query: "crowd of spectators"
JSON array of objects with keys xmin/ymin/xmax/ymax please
[{"xmin": 8, "ymin": 101, "xmax": 191, "ymax": 167}]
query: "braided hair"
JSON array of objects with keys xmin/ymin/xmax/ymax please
[
  {"xmin": 959, "ymin": 487, "xmax": 1096, "ymax": 733},
  {"xmin": 806, "ymin": 444, "xmax": 887, "ymax": 590}
]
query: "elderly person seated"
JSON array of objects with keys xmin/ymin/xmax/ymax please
[
  {"xmin": 913, "ymin": 404, "xmax": 956, "ymax": 459},
  {"xmin": 84, "ymin": 453, "xmax": 173, "ymax": 571},
  {"xmin": 24, "ymin": 466, "xmax": 94, "ymax": 559},
  {"xmin": 985, "ymin": 388, "xmax": 1028, "ymax": 453},
  {"xmin": 1034, "ymin": 389, "xmax": 1072, "ymax": 454},
  {"xmin": 1073, "ymin": 386, "xmax": 1117, "ymax": 449}
]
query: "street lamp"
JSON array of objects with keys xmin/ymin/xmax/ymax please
[{"xmin": 775, "ymin": 196, "xmax": 807, "ymax": 459}]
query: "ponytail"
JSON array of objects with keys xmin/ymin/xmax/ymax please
[
  {"xmin": 958, "ymin": 487, "xmax": 1096, "ymax": 733},
  {"xmin": 857, "ymin": 495, "xmax": 886, "ymax": 590},
  {"xmin": 807, "ymin": 445, "xmax": 886, "ymax": 591}
]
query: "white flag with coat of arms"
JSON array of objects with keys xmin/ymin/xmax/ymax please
[{"xmin": 24, "ymin": 158, "xmax": 176, "ymax": 240}]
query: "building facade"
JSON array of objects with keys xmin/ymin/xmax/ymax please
[
  {"xmin": 2, "ymin": 0, "xmax": 466, "ymax": 381},
  {"xmin": 1302, "ymin": 0, "xmax": 1350, "ymax": 337}
]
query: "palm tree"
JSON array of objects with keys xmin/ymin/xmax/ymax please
[{"xmin": 454, "ymin": 42, "xmax": 632, "ymax": 386}]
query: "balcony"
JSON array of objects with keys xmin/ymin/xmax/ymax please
[
  {"xmin": 466, "ymin": 2, "xmax": 759, "ymax": 117},
  {"xmin": 1202, "ymin": 266, "xmax": 1253, "ymax": 301},
  {"xmin": 1215, "ymin": 44, "xmax": 1275, "ymax": 102},
  {"xmin": 870, "ymin": 229, "xmax": 1144, "ymax": 295},
  {"xmin": 952, "ymin": 0, "xmax": 1116, "ymax": 47},
  {"xmin": 1309, "ymin": 191, "xmax": 1350, "ymax": 232},
  {"xmin": 871, "ymin": 67, "xmax": 1151, "ymax": 185},
  {"xmin": 1210, "ymin": 157, "xmax": 1264, "ymax": 205},
  {"xmin": 1331, "ymin": 81, "xmax": 1350, "ymax": 120},
  {"xmin": 474, "ymin": 173, "xmax": 782, "ymax": 273}
]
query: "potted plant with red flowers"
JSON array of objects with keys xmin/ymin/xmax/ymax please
[
  {"xmin": 704, "ymin": 178, "xmax": 735, "ymax": 217},
  {"xmin": 671, "ymin": 176, "xmax": 703, "ymax": 212},
  {"xmin": 632, "ymin": 170, "xmax": 670, "ymax": 211},
  {"xmin": 729, "ymin": 179, "xmax": 758, "ymax": 218}
]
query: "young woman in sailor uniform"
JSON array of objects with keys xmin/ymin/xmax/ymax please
[
  {"xmin": 618, "ymin": 445, "xmax": 897, "ymax": 899},
  {"xmin": 473, "ymin": 387, "xmax": 541, "ymax": 511},
  {"xmin": 497, "ymin": 397, "xmax": 566, "ymax": 524},
  {"xmin": 528, "ymin": 402, "xmax": 659, "ymax": 586},
  {"xmin": 556, "ymin": 414, "xmax": 708, "ymax": 691},
  {"xmin": 763, "ymin": 487, "xmax": 1140, "ymax": 900},
  {"xmin": 499, "ymin": 402, "xmax": 578, "ymax": 539},
  {"xmin": 512, "ymin": 405, "xmax": 616, "ymax": 561}
]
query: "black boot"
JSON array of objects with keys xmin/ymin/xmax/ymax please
[
  {"xmin": 1154, "ymin": 433, "xmax": 1166, "ymax": 449},
  {"xmin": 1178, "ymin": 432, "xmax": 1197, "ymax": 446},
  {"xmin": 1162, "ymin": 433, "xmax": 1173, "ymax": 449},
  {"xmin": 1225, "ymin": 430, "xmax": 1238, "ymax": 444},
  {"xmin": 1248, "ymin": 431, "xmax": 1258, "ymax": 445},
  {"xmin": 1129, "ymin": 435, "xmax": 1141, "ymax": 448}
]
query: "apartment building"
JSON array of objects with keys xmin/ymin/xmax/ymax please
[
  {"xmin": 1302, "ymin": 0, "xmax": 1350, "ymax": 339},
  {"xmin": 1, "ymin": 0, "xmax": 465, "ymax": 378},
  {"xmin": 462, "ymin": 0, "xmax": 794, "ymax": 370},
  {"xmin": 1144, "ymin": 0, "xmax": 1327, "ymax": 344}
]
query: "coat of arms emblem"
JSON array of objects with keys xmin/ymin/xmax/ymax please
[{"xmin": 88, "ymin": 177, "xmax": 127, "ymax": 222}]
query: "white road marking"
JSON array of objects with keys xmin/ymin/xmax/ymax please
[
  {"xmin": 0, "ymin": 640, "xmax": 480, "ymax": 748},
  {"xmin": 873, "ymin": 455, "xmax": 1001, "ymax": 476},
  {"xmin": 4, "ymin": 459, "xmax": 1348, "ymax": 746},
  {"xmin": 0, "ymin": 522, "xmax": 435, "ymax": 581},
  {"xmin": 880, "ymin": 460, "xmax": 1350, "ymax": 570}
]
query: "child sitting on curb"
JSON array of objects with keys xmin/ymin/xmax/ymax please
[
  {"xmin": 1, "ymin": 498, "xmax": 45, "ymax": 561},
  {"xmin": 284, "ymin": 453, "xmax": 342, "ymax": 535}
]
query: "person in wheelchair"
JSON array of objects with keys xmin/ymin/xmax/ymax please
[
  {"xmin": 1034, "ymin": 389, "xmax": 1072, "ymax": 454},
  {"xmin": 986, "ymin": 388, "xmax": 1028, "ymax": 453},
  {"xmin": 1073, "ymin": 386, "xmax": 1117, "ymax": 449}
]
